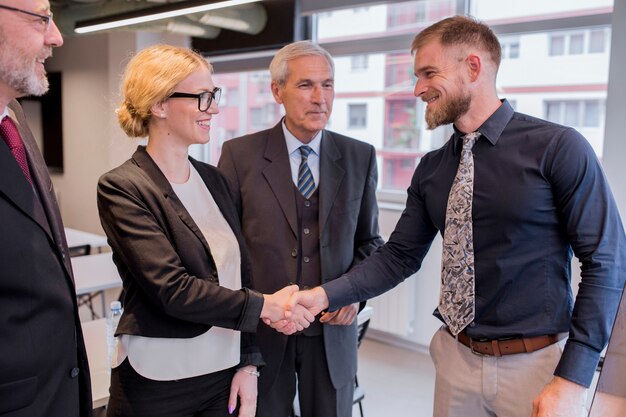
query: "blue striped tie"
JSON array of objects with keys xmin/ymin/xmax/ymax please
[{"xmin": 297, "ymin": 146, "xmax": 316, "ymax": 199}]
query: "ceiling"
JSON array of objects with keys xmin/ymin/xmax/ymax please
[{"xmin": 50, "ymin": 0, "xmax": 269, "ymax": 39}]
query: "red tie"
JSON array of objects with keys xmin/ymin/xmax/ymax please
[{"xmin": 1, "ymin": 116, "xmax": 33, "ymax": 185}]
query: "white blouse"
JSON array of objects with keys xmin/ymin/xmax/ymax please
[{"xmin": 116, "ymin": 164, "xmax": 241, "ymax": 381}]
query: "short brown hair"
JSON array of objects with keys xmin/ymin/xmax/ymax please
[
  {"xmin": 411, "ymin": 15, "xmax": 501, "ymax": 68},
  {"xmin": 117, "ymin": 44, "xmax": 211, "ymax": 138}
]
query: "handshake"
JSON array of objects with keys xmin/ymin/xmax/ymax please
[{"xmin": 260, "ymin": 285, "xmax": 355, "ymax": 335}]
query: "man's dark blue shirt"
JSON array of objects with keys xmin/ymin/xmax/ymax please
[{"xmin": 324, "ymin": 100, "xmax": 626, "ymax": 387}]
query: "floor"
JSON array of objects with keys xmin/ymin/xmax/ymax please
[{"xmin": 352, "ymin": 338, "xmax": 435, "ymax": 417}]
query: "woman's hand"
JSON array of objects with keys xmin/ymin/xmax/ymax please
[
  {"xmin": 261, "ymin": 284, "xmax": 314, "ymax": 332},
  {"xmin": 228, "ymin": 366, "xmax": 259, "ymax": 417}
]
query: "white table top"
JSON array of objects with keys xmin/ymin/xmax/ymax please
[
  {"xmin": 65, "ymin": 227, "xmax": 109, "ymax": 250},
  {"xmin": 81, "ymin": 318, "xmax": 110, "ymax": 409},
  {"xmin": 72, "ymin": 252, "xmax": 122, "ymax": 295}
]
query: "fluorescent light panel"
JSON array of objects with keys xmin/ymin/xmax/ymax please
[{"xmin": 74, "ymin": 0, "xmax": 262, "ymax": 34}]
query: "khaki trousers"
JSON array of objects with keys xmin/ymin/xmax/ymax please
[{"xmin": 429, "ymin": 326, "xmax": 587, "ymax": 417}]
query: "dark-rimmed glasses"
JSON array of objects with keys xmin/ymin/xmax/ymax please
[
  {"xmin": 0, "ymin": 5, "xmax": 53, "ymax": 31},
  {"xmin": 169, "ymin": 87, "xmax": 222, "ymax": 112}
]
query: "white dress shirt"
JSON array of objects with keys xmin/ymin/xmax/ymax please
[{"xmin": 282, "ymin": 121, "xmax": 322, "ymax": 188}]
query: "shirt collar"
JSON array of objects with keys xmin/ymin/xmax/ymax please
[
  {"xmin": 282, "ymin": 120, "xmax": 323, "ymax": 156},
  {"xmin": 1, "ymin": 106, "xmax": 8, "ymax": 121},
  {"xmin": 452, "ymin": 99, "xmax": 515, "ymax": 148}
]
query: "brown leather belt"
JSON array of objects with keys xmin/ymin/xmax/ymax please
[{"xmin": 450, "ymin": 329, "xmax": 566, "ymax": 357}]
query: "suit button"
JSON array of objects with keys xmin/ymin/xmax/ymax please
[
  {"xmin": 303, "ymin": 257, "xmax": 310, "ymax": 263},
  {"xmin": 291, "ymin": 249, "xmax": 298, "ymax": 257},
  {"xmin": 304, "ymin": 201, "xmax": 311, "ymax": 207},
  {"xmin": 303, "ymin": 228, "xmax": 310, "ymax": 235},
  {"xmin": 69, "ymin": 367, "xmax": 80, "ymax": 378}
]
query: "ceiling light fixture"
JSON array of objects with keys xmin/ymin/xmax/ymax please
[{"xmin": 74, "ymin": 0, "xmax": 262, "ymax": 34}]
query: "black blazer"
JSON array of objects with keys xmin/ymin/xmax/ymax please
[
  {"xmin": 219, "ymin": 123, "xmax": 383, "ymax": 392},
  {"xmin": 0, "ymin": 101, "xmax": 92, "ymax": 417},
  {"xmin": 97, "ymin": 146, "xmax": 264, "ymax": 365}
]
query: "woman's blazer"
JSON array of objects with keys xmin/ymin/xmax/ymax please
[{"xmin": 97, "ymin": 146, "xmax": 264, "ymax": 364}]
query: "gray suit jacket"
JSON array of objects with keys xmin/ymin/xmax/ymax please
[
  {"xmin": 0, "ymin": 101, "xmax": 92, "ymax": 416},
  {"xmin": 219, "ymin": 121, "xmax": 383, "ymax": 392}
]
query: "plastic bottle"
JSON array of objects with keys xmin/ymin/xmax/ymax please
[{"xmin": 106, "ymin": 300, "xmax": 123, "ymax": 371}]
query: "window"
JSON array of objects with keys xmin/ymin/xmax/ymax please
[
  {"xmin": 549, "ymin": 35, "xmax": 565, "ymax": 55},
  {"xmin": 544, "ymin": 100, "xmax": 605, "ymax": 128},
  {"xmin": 387, "ymin": 1, "xmax": 426, "ymax": 28},
  {"xmin": 351, "ymin": 55, "xmax": 369, "ymax": 71},
  {"xmin": 224, "ymin": 87, "xmax": 238, "ymax": 106},
  {"xmin": 348, "ymin": 104, "xmax": 367, "ymax": 129},
  {"xmin": 501, "ymin": 38, "xmax": 520, "ymax": 59},
  {"xmin": 549, "ymin": 29, "xmax": 611, "ymax": 56},
  {"xmin": 198, "ymin": 0, "xmax": 613, "ymax": 194},
  {"xmin": 569, "ymin": 33, "xmax": 585, "ymax": 54},
  {"xmin": 589, "ymin": 29, "xmax": 607, "ymax": 53}
]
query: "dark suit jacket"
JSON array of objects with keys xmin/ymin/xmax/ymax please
[
  {"xmin": 0, "ymin": 101, "xmax": 92, "ymax": 417},
  {"xmin": 97, "ymin": 146, "xmax": 264, "ymax": 366},
  {"xmin": 219, "ymin": 122, "xmax": 383, "ymax": 392}
]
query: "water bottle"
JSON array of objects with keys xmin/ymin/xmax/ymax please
[{"xmin": 106, "ymin": 301, "xmax": 123, "ymax": 371}]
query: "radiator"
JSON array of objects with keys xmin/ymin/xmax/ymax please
[{"xmin": 367, "ymin": 275, "xmax": 417, "ymax": 338}]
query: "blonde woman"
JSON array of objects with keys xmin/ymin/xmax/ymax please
[{"xmin": 97, "ymin": 45, "xmax": 312, "ymax": 417}]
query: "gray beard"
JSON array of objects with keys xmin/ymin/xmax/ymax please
[{"xmin": 0, "ymin": 46, "xmax": 49, "ymax": 97}]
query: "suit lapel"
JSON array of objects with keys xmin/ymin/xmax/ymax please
[
  {"xmin": 319, "ymin": 131, "xmax": 344, "ymax": 234},
  {"xmin": 6, "ymin": 101, "xmax": 73, "ymax": 278},
  {"xmin": 262, "ymin": 123, "xmax": 298, "ymax": 237},
  {"xmin": 132, "ymin": 147, "xmax": 213, "ymax": 257}
]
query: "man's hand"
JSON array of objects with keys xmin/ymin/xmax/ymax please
[
  {"xmin": 286, "ymin": 286, "xmax": 330, "ymax": 319},
  {"xmin": 532, "ymin": 376, "xmax": 587, "ymax": 417},
  {"xmin": 264, "ymin": 303, "xmax": 315, "ymax": 335},
  {"xmin": 261, "ymin": 285, "xmax": 315, "ymax": 334},
  {"xmin": 320, "ymin": 303, "xmax": 359, "ymax": 325}
]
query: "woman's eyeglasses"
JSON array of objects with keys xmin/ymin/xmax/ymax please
[{"xmin": 168, "ymin": 87, "xmax": 222, "ymax": 112}]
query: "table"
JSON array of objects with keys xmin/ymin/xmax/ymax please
[
  {"xmin": 72, "ymin": 253, "xmax": 122, "ymax": 296},
  {"xmin": 81, "ymin": 318, "xmax": 110, "ymax": 409},
  {"xmin": 65, "ymin": 227, "xmax": 109, "ymax": 253},
  {"xmin": 72, "ymin": 253, "xmax": 123, "ymax": 318}
]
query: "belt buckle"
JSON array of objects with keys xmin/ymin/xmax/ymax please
[
  {"xmin": 460, "ymin": 335, "xmax": 487, "ymax": 357},
  {"xmin": 468, "ymin": 338, "xmax": 486, "ymax": 356}
]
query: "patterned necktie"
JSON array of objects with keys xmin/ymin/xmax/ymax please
[
  {"xmin": 297, "ymin": 145, "xmax": 316, "ymax": 199},
  {"xmin": 1, "ymin": 116, "xmax": 33, "ymax": 185},
  {"xmin": 440, "ymin": 131, "xmax": 481, "ymax": 336}
]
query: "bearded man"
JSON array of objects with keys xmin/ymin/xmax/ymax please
[
  {"xmin": 291, "ymin": 15, "xmax": 626, "ymax": 417},
  {"xmin": 0, "ymin": 1, "xmax": 92, "ymax": 416}
]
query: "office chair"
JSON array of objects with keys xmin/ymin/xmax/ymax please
[{"xmin": 292, "ymin": 306, "xmax": 373, "ymax": 417}]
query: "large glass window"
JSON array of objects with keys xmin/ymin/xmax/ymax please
[
  {"xmin": 473, "ymin": 0, "xmax": 612, "ymax": 158},
  {"xmin": 197, "ymin": 0, "xmax": 614, "ymax": 195}
]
